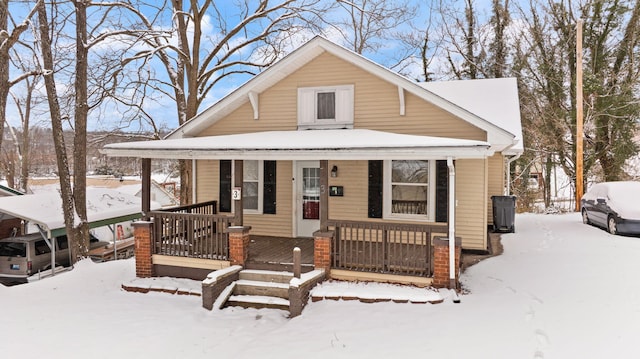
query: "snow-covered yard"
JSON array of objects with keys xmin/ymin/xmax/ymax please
[{"xmin": 2, "ymin": 213, "xmax": 639, "ymax": 358}]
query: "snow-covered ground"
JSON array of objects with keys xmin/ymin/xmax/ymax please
[{"xmin": 2, "ymin": 212, "xmax": 640, "ymax": 358}]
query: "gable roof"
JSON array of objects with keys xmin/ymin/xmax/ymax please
[
  {"xmin": 165, "ymin": 36, "xmax": 520, "ymax": 154},
  {"xmin": 419, "ymin": 78, "xmax": 523, "ymax": 155}
]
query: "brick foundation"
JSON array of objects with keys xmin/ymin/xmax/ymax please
[
  {"xmin": 133, "ymin": 221, "xmax": 154, "ymax": 278},
  {"xmin": 313, "ymin": 231, "xmax": 333, "ymax": 271},
  {"xmin": 432, "ymin": 237, "xmax": 462, "ymax": 289},
  {"xmin": 227, "ymin": 226, "xmax": 251, "ymax": 266}
]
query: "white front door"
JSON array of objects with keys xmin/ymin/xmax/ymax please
[{"xmin": 296, "ymin": 161, "xmax": 320, "ymax": 237}]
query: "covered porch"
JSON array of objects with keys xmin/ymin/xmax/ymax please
[{"xmin": 103, "ymin": 129, "xmax": 493, "ymax": 288}]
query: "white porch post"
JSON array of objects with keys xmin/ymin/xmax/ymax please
[{"xmin": 447, "ymin": 157, "xmax": 456, "ymax": 288}]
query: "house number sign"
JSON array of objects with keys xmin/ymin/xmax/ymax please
[{"xmin": 232, "ymin": 187, "xmax": 242, "ymax": 200}]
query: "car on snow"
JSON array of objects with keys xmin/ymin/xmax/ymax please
[
  {"xmin": 580, "ymin": 181, "xmax": 640, "ymax": 235},
  {"xmin": 0, "ymin": 233, "xmax": 107, "ymax": 285}
]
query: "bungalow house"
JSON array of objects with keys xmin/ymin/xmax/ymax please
[{"xmin": 102, "ymin": 37, "xmax": 523, "ymax": 298}]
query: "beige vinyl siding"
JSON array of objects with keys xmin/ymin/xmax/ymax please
[
  {"xmin": 199, "ymin": 52, "xmax": 486, "ymax": 141},
  {"xmin": 195, "ymin": 159, "xmax": 293, "ymax": 237},
  {"xmin": 328, "ymin": 160, "xmax": 369, "ymax": 221},
  {"xmin": 193, "ymin": 51, "xmax": 492, "ymax": 248},
  {"xmin": 455, "ymin": 159, "xmax": 488, "ymax": 250},
  {"xmin": 487, "ymin": 154, "xmax": 505, "ymax": 225}
]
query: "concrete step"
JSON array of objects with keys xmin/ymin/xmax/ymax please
[
  {"xmin": 239, "ymin": 269, "xmax": 294, "ymax": 284},
  {"xmin": 233, "ymin": 279, "xmax": 289, "ymax": 299},
  {"xmin": 226, "ymin": 295, "xmax": 290, "ymax": 311}
]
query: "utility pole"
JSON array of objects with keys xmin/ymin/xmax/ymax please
[{"xmin": 575, "ymin": 19, "xmax": 584, "ymax": 212}]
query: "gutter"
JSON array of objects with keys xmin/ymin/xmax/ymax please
[{"xmin": 505, "ymin": 153, "xmax": 522, "ymax": 195}]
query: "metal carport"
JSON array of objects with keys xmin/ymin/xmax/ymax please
[{"xmin": 0, "ymin": 187, "xmax": 161, "ymax": 277}]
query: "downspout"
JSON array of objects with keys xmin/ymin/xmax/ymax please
[
  {"xmin": 192, "ymin": 159, "xmax": 197, "ymax": 204},
  {"xmin": 505, "ymin": 153, "xmax": 521, "ymax": 195},
  {"xmin": 446, "ymin": 157, "xmax": 456, "ymax": 289}
]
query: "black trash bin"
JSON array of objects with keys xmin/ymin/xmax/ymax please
[{"xmin": 491, "ymin": 195, "xmax": 516, "ymax": 233}]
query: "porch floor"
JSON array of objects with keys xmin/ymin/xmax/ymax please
[{"xmin": 246, "ymin": 236, "xmax": 315, "ymax": 272}]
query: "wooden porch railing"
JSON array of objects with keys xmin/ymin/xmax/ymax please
[
  {"xmin": 149, "ymin": 201, "xmax": 233, "ymax": 260},
  {"xmin": 328, "ymin": 220, "xmax": 447, "ymax": 277}
]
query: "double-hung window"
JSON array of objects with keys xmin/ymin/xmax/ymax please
[
  {"xmin": 243, "ymin": 160, "xmax": 262, "ymax": 212},
  {"xmin": 220, "ymin": 160, "xmax": 276, "ymax": 214},
  {"xmin": 297, "ymin": 85, "xmax": 354, "ymax": 129},
  {"xmin": 383, "ymin": 160, "xmax": 436, "ymax": 221}
]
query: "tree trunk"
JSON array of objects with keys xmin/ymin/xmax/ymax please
[
  {"xmin": 73, "ymin": 0, "xmax": 90, "ymax": 257},
  {"xmin": 37, "ymin": 1, "xmax": 78, "ymax": 261}
]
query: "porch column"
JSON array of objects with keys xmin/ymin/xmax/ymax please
[
  {"xmin": 432, "ymin": 237, "xmax": 461, "ymax": 288},
  {"xmin": 133, "ymin": 221, "xmax": 154, "ymax": 278},
  {"xmin": 141, "ymin": 158, "xmax": 151, "ymax": 220},
  {"xmin": 313, "ymin": 230, "xmax": 333, "ymax": 271},
  {"xmin": 228, "ymin": 226, "xmax": 251, "ymax": 266},
  {"xmin": 320, "ymin": 160, "xmax": 328, "ymax": 231},
  {"xmin": 233, "ymin": 160, "xmax": 243, "ymax": 226}
]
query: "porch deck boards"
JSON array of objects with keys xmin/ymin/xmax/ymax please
[{"xmin": 248, "ymin": 236, "xmax": 315, "ymax": 265}]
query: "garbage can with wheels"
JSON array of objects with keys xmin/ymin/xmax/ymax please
[{"xmin": 491, "ymin": 195, "xmax": 516, "ymax": 233}]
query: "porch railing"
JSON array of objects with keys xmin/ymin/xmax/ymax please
[
  {"xmin": 149, "ymin": 201, "xmax": 234, "ymax": 260},
  {"xmin": 328, "ymin": 220, "xmax": 447, "ymax": 277}
]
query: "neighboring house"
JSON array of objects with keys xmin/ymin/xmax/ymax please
[{"xmin": 103, "ymin": 36, "xmax": 523, "ymax": 288}]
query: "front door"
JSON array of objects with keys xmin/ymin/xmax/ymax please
[{"xmin": 296, "ymin": 161, "xmax": 320, "ymax": 237}]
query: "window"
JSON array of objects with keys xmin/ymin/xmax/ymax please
[
  {"xmin": 383, "ymin": 160, "xmax": 436, "ymax": 221},
  {"xmin": 297, "ymin": 85, "xmax": 354, "ymax": 129},
  {"xmin": 316, "ymin": 92, "xmax": 336, "ymax": 119},
  {"xmin": 243, "ymin": 160, "xmax": 262, "ymax": 212},
  {"xmin": 220, "ymin": 160, "xmax": 276, "ymax": 214}
]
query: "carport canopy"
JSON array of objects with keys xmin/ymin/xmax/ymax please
[{"xmin": 0, "ymin": 187, "xmax": 160, "ymax": 238}]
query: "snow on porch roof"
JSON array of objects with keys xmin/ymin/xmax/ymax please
[
  {"xmin": 0, "ymin": 188, "xmax": 161, "ymax": 237},
  {"xmin": 102, "ymin": 129, "xmax": 493, "ymax": 160}
]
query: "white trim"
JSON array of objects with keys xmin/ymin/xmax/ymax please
[
  {"xmin": 382, "ymin": 160, "xmax": 436, "ymax": 222},
  {"xmin": 398, "ymin": 86, "xmax": 405, "ymax": 116},
  {"xmin": 248, "ymin": 91, "xmax": 259, "ymax": 120}
]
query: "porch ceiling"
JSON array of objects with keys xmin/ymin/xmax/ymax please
[{"xmin": 101, "ymin": 129, "xmax": 493, "ymax": 160}]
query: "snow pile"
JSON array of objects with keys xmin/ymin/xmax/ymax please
[{"xmin": 2, "ymin": 213, "xmax": 640, "ymax": 358}]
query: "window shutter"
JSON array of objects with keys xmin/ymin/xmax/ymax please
[
  {"xmin": 435, "ymin": 160, "xmax": 449, "ymax": 222},
  {"xmin": 219, "ymin": 160, "xmax": 232, "ymax": 212},
  {"xmin": 368, "ymin": 160, "xmax": 383, "ymax": 218},
  {"xmin": 297, "ymin": 88, "xmax": 315, "ymax": 125},
  {"xmin": 263, "ymin": 160, "xmax": 277, "ymax": 214},
  {"xmin": 335, "ymin": 85, "xmax": 354, "ymax": 126}
]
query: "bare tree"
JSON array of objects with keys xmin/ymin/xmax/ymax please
[
  {"xmin": 0, "ymin": 0, "xmax": 41, "ymax": 157},
  {"xmin": 114, "ymin": 0, "xmax": 325, "ymax": 204},
  {"xmin": 332, "ymin": 0, "xmax": 417, "ymax": 55}
]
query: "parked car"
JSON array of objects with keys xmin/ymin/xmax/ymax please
[
  {"xmin": 0, "ymin": 233, "xmax": 107, "ymax": 285},
  {"xmin": 580, "ymin": 181, "xmax": 640, "ymax": 235}
]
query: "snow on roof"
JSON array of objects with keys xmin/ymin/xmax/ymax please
[
  {"xmin": 0, "ymin": 188, "xmax": 161, "ymax": 232},
  {"xmin": 419, "ymin": 78, "xmax": 523, "ymax": 154},
  {"xmin": 165, "ymin": 37, "xmax": 518, "ymax": 153},
  {"xmin": 102, "ymin": 129, "xmax": 493, "ymax": 160}
]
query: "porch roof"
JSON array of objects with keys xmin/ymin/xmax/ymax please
[{"xmin": 101, "ymin": 129, "xmax": 493, "ymax": 160}]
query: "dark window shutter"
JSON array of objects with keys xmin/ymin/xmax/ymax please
[
  {"xmin": 263, "ymin": 161, "xmax": 277, "ymax": 214},
  {"xmin": 435, "ymin": 160, "xmax": 449, "ymax": 222},
  {"xmin": 368, "ymin": 160, "xmax": 383, "ymax": 218},
  {"xmin": 219, "ymin": 160, "xmax": 232, "ymax": 212}
]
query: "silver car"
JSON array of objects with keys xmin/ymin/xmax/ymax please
[
  {"xmin": 580, "ymin": 181, "xmax": 640, "ymax": 235},
  {"xmin": 0, "ymin": 233, "xmax": 106, "ymax": 284}
]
